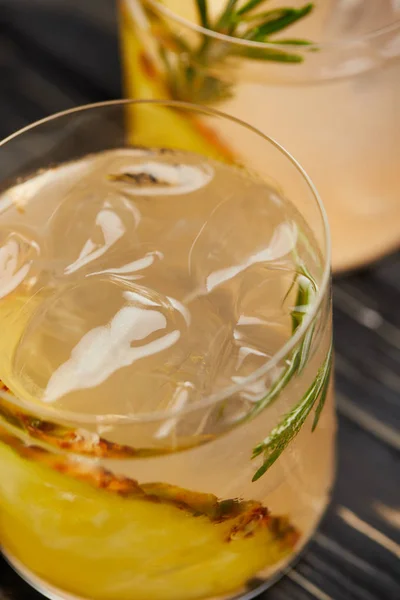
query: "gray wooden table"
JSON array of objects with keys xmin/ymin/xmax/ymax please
[{"xmin": 0, "ymin": 1, "xmax": 399, "ymax": 599}]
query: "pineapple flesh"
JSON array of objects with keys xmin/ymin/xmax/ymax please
[{"xmin": 0, "ymin": 437, "xmax": 297, "ymax": 600}]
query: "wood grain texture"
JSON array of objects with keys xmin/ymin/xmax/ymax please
[{"xmin": 0, "ymin": 1, "xmax": 399, "ymax": 599}]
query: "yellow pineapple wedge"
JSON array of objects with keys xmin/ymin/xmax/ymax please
[
  {"xmin": 119, "ymin": 3, "xmax": 235, "ymax": 162},
  {"xmin": 0, "ymin": 438, "xmax": 298, "ymax": 600},
  {"xmin": 0, "ymin": 297, "xmax": 298, "ymax": 600}
]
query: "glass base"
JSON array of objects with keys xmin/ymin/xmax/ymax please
[{"xmin": 3, "ymin": 549, "xmax": 289, "ymax": 600}]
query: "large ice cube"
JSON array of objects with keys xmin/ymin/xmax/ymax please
[
  {"xmin": 50, "ymin": 188, "xmax": 141, "ymax": 277},
  {"xmin": 187, "ymin": 181, "xmax": 297, "ymax": 297},
  {"xmin": 11, "ymin": 277, "xmax": 191, "ymax": 415}
]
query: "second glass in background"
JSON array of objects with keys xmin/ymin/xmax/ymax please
[{"xmin": 120, "ymin": 0, "xmax": 400, "ymax": 272}]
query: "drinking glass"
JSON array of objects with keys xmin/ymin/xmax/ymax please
[
  {"xmin": 0, "ymin": 99, "xmax": 334, "ymax": 600},
  {"xmin": 120, "ymin": 0, "xmax": 400, "ymax": 272}
]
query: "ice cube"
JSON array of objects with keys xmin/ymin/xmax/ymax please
[
  {"xmin": 50, "ymin": 188, "xmax": 141, "ymax": 277},
  {"xmin": 0, "ymin": 228, "xmax": 41, "ymax": 299},
  {"xmin": 188, "ymin": 186, "xmax": 297, "ymax": 296},
  {"xmin": 11, "ymin": 277, "xmax": 190, "ymax": 415},
  {"xmin": 107, "ymin": 159, "xmax": 213, "ymax": 197}
]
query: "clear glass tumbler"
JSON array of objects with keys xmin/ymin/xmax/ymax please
[
  {"xmin": 120, "ymin": 0, "xmax": 400, "ymax": 272},
  {"xmin": 0, "ymin": 99, "xmax": 334, "ymax": 600}
]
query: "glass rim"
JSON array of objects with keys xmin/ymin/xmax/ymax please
[
  {"xmin": 145, "ymin": 0, "xmax": 400, "ymax": 51},
  {"xmin": 0, "ymin": 98, "xmax": 331, "ymax": 425}
]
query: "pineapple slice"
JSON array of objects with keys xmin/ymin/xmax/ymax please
[
  {"xmin": 0, "ymin": 438, "xmax": 298, "ymax": 600},
  {"xmin": 119, "ymin": 2, "xmax": 234, "ymax": 162}
]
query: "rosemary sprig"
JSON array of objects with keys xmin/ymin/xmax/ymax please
[
  {"xmin": 148, "ymin": 0, "xmax": 315, "ymax": 103},
  {"xmin": 194, "ymin": 0, "xmax": 314, "ymax": 52},
  {"xmin": 245, "ymin": 265, "xmax": 317, "ymax": 423},
  {"xmin": 249, "ymin": 266, "xmax": 332, "ymax": 481},
  {"xmin": 251, "ymin": 344, "xmax": 332, "ymax": 481}
]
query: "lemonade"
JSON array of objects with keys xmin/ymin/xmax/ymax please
[{"xmin": 0, "ymin": 102, "xmax": 334, "ymax": 600}]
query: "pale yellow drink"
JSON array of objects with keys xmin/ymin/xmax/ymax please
[{"xmin": 0, "ymin": 118, "xmax": 334, "ymax": 599}]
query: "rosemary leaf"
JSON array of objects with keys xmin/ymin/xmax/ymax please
[
  {"xmin": 297, "ymin": 322, "xmax": 315, "ymax": 373},
  {"xmin": 271, "ymin": 38, "xmax": 313, "ymax": 45},
  {"xmin": 251, "ymin": 459, "xmax": 272, "ymax": 482},
  {"xmin": 237, "ymin": 0, "xmax": 271, "ymax": 16},
  {"xmin": 216, "ymin": 0, "xmax": 240, "ymax": 32},
  {"xmin": 251, "ymin": 402, "xmax": 310, "ymax": 481},
  {"xmin": 312, "ymin": 357, "xmax": 332, "ymax": 431},
  {"xmin": 232, "ymin": 47, "xmax": 304, "ymax": 62},
  {"xmin": 244, "ymin": 5, "xmax": 314, "ymax": 40},
  {"xmin": 293, "ymin": 271, "xmax": 316, "ymax": 372},
  {"xmin": 252, "ymin": 344, "xmax": 332, "ymax": 481},
  {"xmin": 241, "ymin": 8, "xmax": 296, "ymax": 24},
  {"xmin": 195, "ymin": 0, "xmax": 210, "ymax": 28},
  {"xmin": 291, "ymin": 270, "xmax": 315, "ymax": 331}
]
